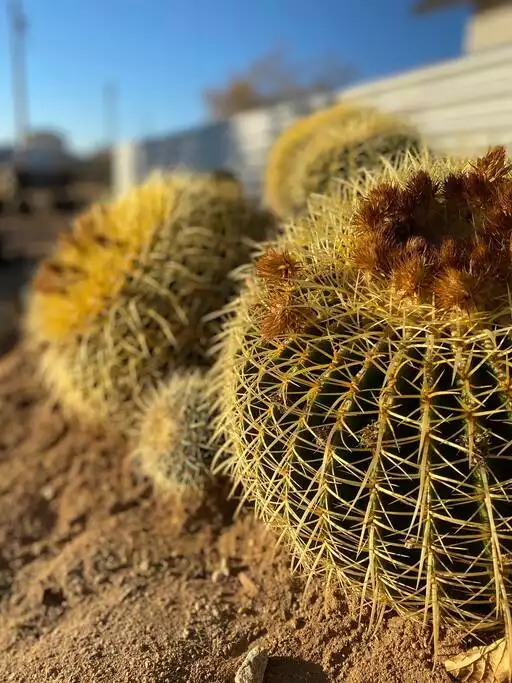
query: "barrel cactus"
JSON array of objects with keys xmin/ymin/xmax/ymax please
[
  {"xmin": 25, "ymin": 171, "xmax": 272, "ymax": 422},
  {"xmin": 264, "ymin": 103, "xmax": 424, "ymax": 220},
  {"xmin": 263, "ymin": 101, "xmax": 367, "ymax": 219},
  {"xmin": 213, "ymin": 146, "xmax": 512, "ymax": 647},
  {"xmin": 131, "ymin": 369, "xmax": 217, "ymax": 494},
  {"xmin": 288, "ymin": 108, "xmax": 424, "ymax": 215}
]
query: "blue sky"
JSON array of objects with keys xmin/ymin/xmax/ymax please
[{"xmin": 0, "ymin": 0, "xmax": 470, "ymax": 153}]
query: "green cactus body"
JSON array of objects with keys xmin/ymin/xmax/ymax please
[
  {"xmin": 26, "ymin": 172, "xmax": 273, "ymax": 422},
  {"xmin": 132, "ymin": 370, "xmax": 217, "ymax": 493},
  {"xmin": 213, "ymin": 147, "xmax": 512, "ymax": 645}
]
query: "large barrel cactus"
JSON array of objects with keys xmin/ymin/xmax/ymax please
[
  {"xmin": 213, "ymin": 146, "xmax": 512, "ymax": 646},
  {"xmin": 25, "ymin": 171, "xmax": 272, "ymax": 422}
]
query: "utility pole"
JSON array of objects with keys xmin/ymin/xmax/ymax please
[
  {"xmin": 102, "ymin": 82, "xmax": 118, "ymax": 149},
  {"xmin": 7, "ymin": 0, "xmax": 29, "ymax": 146}
]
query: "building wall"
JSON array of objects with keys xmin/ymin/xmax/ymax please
[
  {"xmin": 465, "ymin": 3, "xmax": 512, "ymax": 53},
  {"xmin": 113, "ymin": 42, "xmax": 512, "ymax": 199}
]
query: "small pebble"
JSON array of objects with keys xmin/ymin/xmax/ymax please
[
  {"xmin": 40, "ymin": 485, "xmax": 55, "ymax": 500},
  {"xmin": 234, "ymin": 645, "xmax": 268, "ymax": 683},
  {"xmin": 212, "ymin": 557, "xmax": 230, "ymax": 583},
  {"xmin": 238, "ymin": 572, "xmax": 258, "ymax": 597},
  {"xmin": 138, "ymin": 560, "xmax": 150, "ymax": 572}
]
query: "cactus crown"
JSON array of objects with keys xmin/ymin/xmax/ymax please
[
  {"xmin": 257, "ymin": 146, "xmax": 512, "ymax": 337},
  {"xmin": 351, "ymin": 146, "xmax": 512, "ymax": 313},
  {"xmin": 30, "ymin": 174, "xmax": 192, "ymax": 341}
]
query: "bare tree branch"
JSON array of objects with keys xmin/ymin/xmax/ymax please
[
  {"xmin": 411, "ymin": 0, "xmax": 480, "ymax": 15},
  {"xmin": 202, "ymin": 47, "xmax": 357, "ymax": 120}
]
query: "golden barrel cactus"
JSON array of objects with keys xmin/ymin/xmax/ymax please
[
  {"xmin": 26, "ymin": 171, "xmax": 273, "ymax": 422},
  {"xmin": 264, "ymin": 102, "xmax": 365, "ymax": 218},
  {"xmin": 131, "ymin": 369, "xmax": 217, "ymax": 494},
  {"xmin": 213, "ymin": 146, "xmax": 512, "ymax": 647},
  {"xmin": 264, "ymin": 102, "xmax": 424, "ymax": 219}
]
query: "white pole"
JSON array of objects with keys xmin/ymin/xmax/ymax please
[{"xmin": 7, "ymin": 0, "xmax": 29, "ymax": 146}]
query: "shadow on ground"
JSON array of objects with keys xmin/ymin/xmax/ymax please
[{"xmin": 266, "ymin": 655, "xmax": 328, "ymax": 682}]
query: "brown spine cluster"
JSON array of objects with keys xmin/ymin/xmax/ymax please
[
  {"xmin": 256, "ymin": 248, "xmax": 302, "ymax": 283},
  {"xmin": 32, "ymin": 207, "xmax": 126, "ymax": 296},
  {"xmin": 256, "ymin": 248, "xmax": 313, "ymax": 340},
  {"xmin": 32, "ymin": 260, "xmax": 84, "ymax": 295},
  {"xmin": 351, "ymin": 146, "xmax": 512, "ymax": 312}
]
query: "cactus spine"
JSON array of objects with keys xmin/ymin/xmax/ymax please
[
  {"xmin": 132, "ymin": 370, "xmax": 217, "ymax": 494},
  {"xmin": 213, "ymin": 146, "xmax": 512, "ymax": 648},
  {"xmin": 25, "ymin": 171, "xmax": 272, "ymax": 422}
]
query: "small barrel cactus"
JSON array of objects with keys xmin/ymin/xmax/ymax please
[
  {"xmin": 288, "ymin": 108, "xmax": 424, "ymax": 215},
  {"xmin": 263, "ymin": 102, "xmax": 368, "ymax": 219},
  {"xmin": 131, "ymin": 370, "xmax": 217, "ymax": 494},
  {"xmin": 264, "ymin": 103, "xmax": 424, "ymax": 220},
  {"xmin": 213, "ymin": 146, "xmax": 512, "ymax": 647},
  {"xmin": 25, "ymin": 171, "xmax": 273, "ymax": 422}
]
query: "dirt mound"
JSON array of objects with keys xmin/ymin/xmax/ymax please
[{"xmin": 0, "ymin": 346, "xmax": 462, "ymax": 682}]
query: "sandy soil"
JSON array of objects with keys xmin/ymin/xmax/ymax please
[
  {"xmin": 0, "ymin": 347, "xmax": 465, "ymax": 683},
  {"xmin": 0, "ymin": 206, "xmax": 468, "ymax": 683}
]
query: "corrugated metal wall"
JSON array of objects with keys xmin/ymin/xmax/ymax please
[{"xmin": 113, "ymin": 42, "xmax": 512, "ymax": 198}]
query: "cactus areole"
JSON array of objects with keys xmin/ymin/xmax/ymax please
[{"xmin": 215, "ymin": 147, "xmax": 512, "ymax": 643}]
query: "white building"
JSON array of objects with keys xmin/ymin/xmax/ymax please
[{"xmin": 114, "ymin": 0, "xmax": 512, "ymax": 197}]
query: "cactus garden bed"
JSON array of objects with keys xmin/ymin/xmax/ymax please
[{"xmin": 5, "ymin": 115, "xmax": 512, "ymax": 681}]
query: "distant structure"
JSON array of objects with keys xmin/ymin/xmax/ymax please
[
  {"xmin": 102, "ymin": 82, "xmax": 119, "ymax": 148},
  {"xmin": 7, "ymin": 0, "xmax": 29, "ymax": 145},
  {"xmin": 413, "ymin": 0, "xmax": 512, "ymax": 53},
  {"xmin": 0, "ymin": 146, "xmax": 13, "ymax": 163},
  {"xmin": 22, "ymin": 130, "xmax": 68, "ymax": 151}
]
